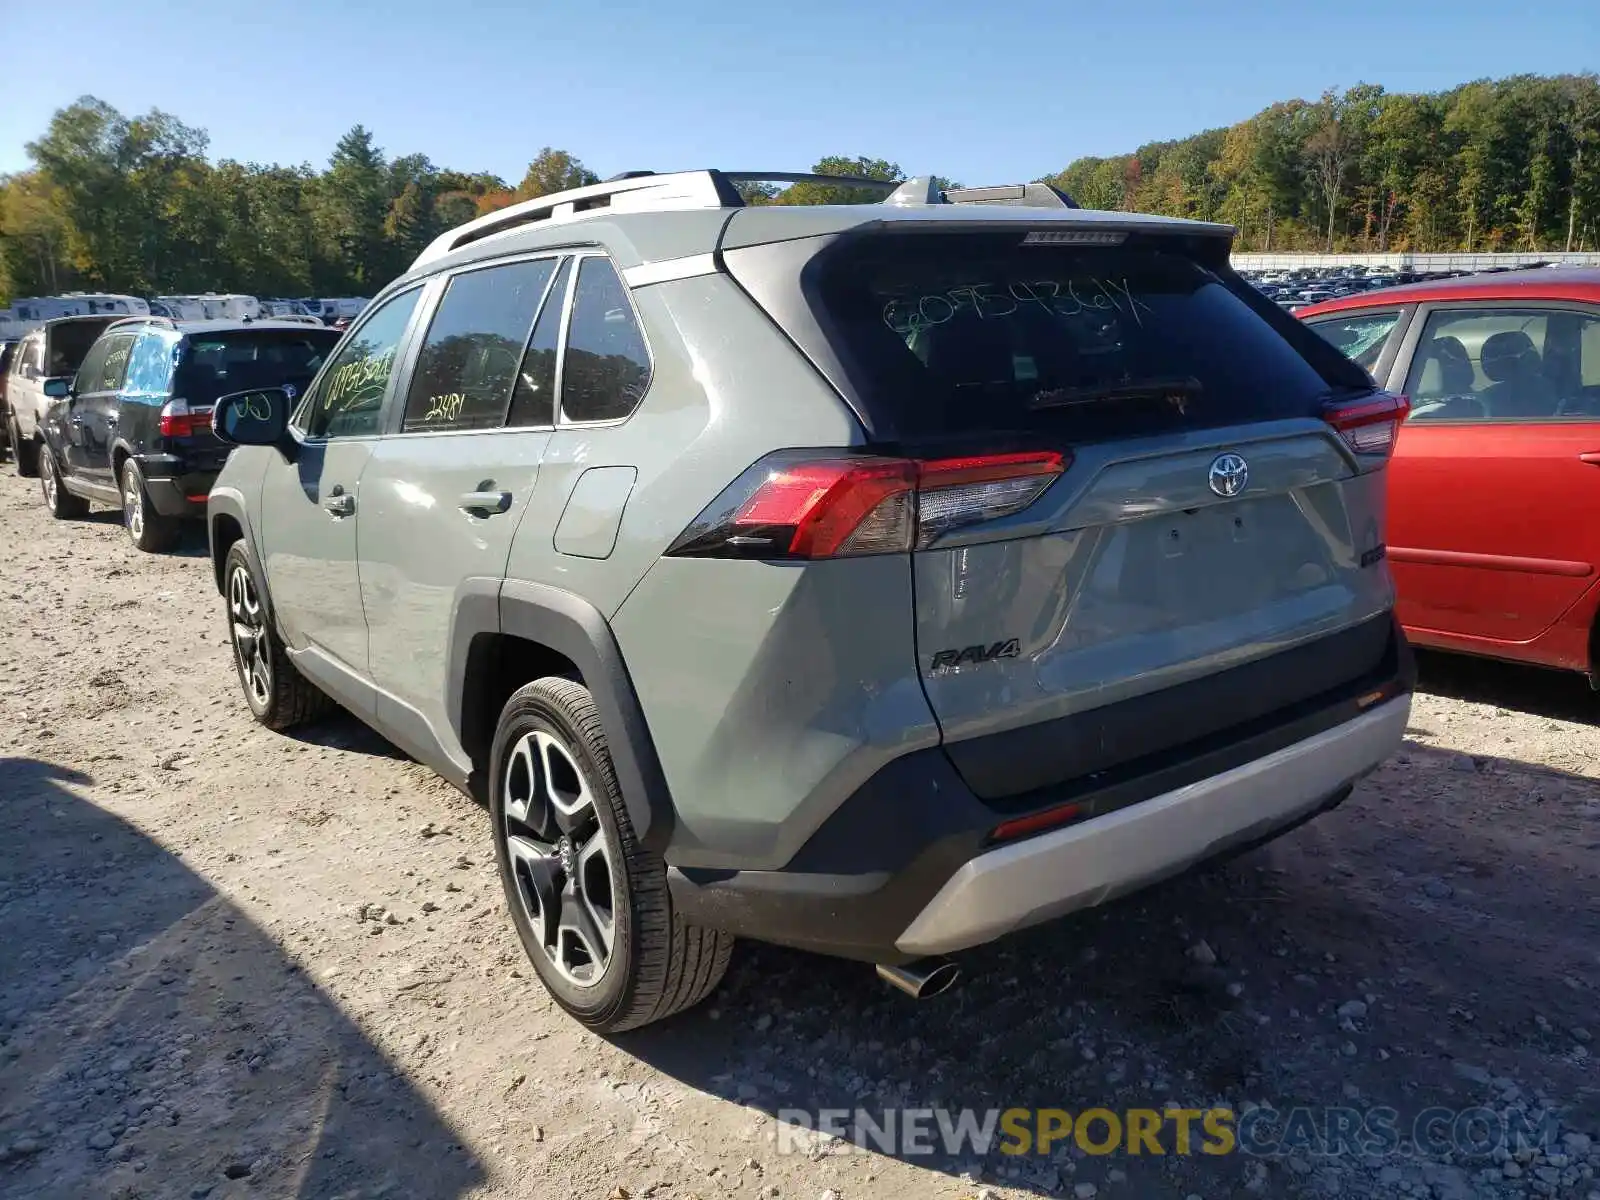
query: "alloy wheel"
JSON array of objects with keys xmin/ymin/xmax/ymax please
[
  {"xmin": 123, "ymin": 474, "xmax": 144, "ymax": 541},
  {"xmin": 41, "ymin": 451, "xmax": 57, "ymax": 509},
  {"xmin": 227, "ymin": 564, "xmax": 272, "ymax": 708},
  {"xmin": 501, "ymin": 729, "xmax": 618, "ymax": 988}
]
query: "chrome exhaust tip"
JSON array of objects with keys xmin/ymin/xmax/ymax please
[{"xmin": 876, "ymin": 958, "xmax": 961, "ymax": 999}]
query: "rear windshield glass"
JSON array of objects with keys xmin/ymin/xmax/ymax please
[
  {"xmin": 175, "ymin": 328, "xmax": 341, "ymax": 405},
  {"xmin": 43, "ymin": 321, "xmax": 115, "ymax": 377},
  {"xmin": 815, "ymin": 234, "xmax": 1342, "ymax": 444}
]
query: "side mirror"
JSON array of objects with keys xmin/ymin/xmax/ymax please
[
  {"xmin": 43, "ymin": 378, "xmax": 70, "ymax": 399},
  {"xmin": 213, "ymin": 387, "xmax": 293, "ymax": 451}
]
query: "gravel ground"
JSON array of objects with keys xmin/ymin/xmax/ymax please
[{"xmin": 0, "ymin": 465, "xmax": 1597, "ymax": 1200}]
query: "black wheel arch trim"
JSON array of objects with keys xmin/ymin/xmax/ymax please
[
  {"xmin": 111, "ymin": 437, "xmax": 139, "ymax": 476},
  {"xmin": 207, "ymin": 487, "xmax": 269, "ymax": 604},
  {"xmin": 451, "ymin": 579, "xmax": 675, "ymax": 855}
]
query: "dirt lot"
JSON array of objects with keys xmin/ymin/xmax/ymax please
[{"xmin": 1, "ymin": 466, "xmax": 1598, "ymax": 1200}]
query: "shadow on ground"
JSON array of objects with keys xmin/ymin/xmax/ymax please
[
  {"xmin": 1416, "ymin": 647, "xmax": 1599, "ymax": 723},
  {"xmin": 622, "ymin": 733, "xmax": 1600, "ymax": 1197},
  {"xmin": 0, "ymin": 758, "xmax": 484, "ymax": 1200},
  {"xmin": 277, "ymin": 708, "xmax": 411, "ymax": 760},
  {"xmin": 81, "ymin": 509, "xmax": 211, "ymax": 559}
]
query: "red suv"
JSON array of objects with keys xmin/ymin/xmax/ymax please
[{"xmin": 1301, "ymin": 269, "xmax": 1600, "ymax": 679}]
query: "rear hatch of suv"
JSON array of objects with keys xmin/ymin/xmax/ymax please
[
  {"xmin": 166, "ymin": 326, "xmax": 341, "ymax": 468},
  {"xmin": 44, "ymin": 316, "xmax": 121, "ymax": 379},
  {"xmin": 722, "ymin": 217, "xmax": 1405, "ymax": 807}
]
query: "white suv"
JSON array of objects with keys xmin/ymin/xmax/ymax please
[{"xmin": 5, "ymin": 316, "xmax": 120, "ymax": 477}]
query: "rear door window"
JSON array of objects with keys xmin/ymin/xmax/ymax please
[
  {"xmin": 14, "ymin": 336, "xmax": 42, "ymax": 378},
  {"xmin": 401, "ymin": 258, "xmax": 558, "ymax": 432},
  {"xmin": 1304, "ymin": 310, "xmax": 1402, "ymax": 373},
  {"xmin": 1403, "ymin": 307, "xmax": 1600, "ymax": 421},
  {"xmin": 72, "ymin": 338, "xmax": 116, "ymax": 394},
  {"xmin": 97, "ymin": 335, "xmax": 136, "ymax": 391},
  {"xmin": 814, "ymin": 233, "xmax": 1342, "ymax": 444},
  {"xmin": 507, "ymin": 258, "xmax": 571, "ymax": 428}
]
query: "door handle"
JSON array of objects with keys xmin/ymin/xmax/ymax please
[
  {"xmin": 1580, "ymin": 453, "xmax": 1600, "ymax": 466},
  {"xmin": 459, "ymin": 489, "xmax": 513, "ymax": 516},
  {"xmin": 324, "ymin": 488, "xmax": 355, "ymax": 517}
]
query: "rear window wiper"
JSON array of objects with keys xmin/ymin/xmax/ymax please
[{"xmin": 1029, "ymin": 376, "xmax": 1203, "ymax": 412}]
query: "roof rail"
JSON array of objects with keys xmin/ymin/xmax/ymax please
[
  {"xmin": 102, "ymin": 316, "xmax": 174, "ymax": 333},
  {"xmin": 410, "ymin": 169, "xmax": 904, "ymax": 270}
]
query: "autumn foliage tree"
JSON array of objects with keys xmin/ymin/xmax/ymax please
[{"xmin": 6, "ymin": 76, "xmax": 1600, "ymax": 306}]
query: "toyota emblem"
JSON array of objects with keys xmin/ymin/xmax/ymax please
[{"xmin": 1208, "ymin": 453, "xmax": 1249, "ymax": 498}]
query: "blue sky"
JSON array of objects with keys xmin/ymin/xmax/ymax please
[{"xmin": 3, "ymin": 0, "xmax": 1596, "ymax": 185}]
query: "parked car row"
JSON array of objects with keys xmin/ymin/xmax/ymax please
[
  {"xmin": 1239, "ymin": 263, "xmax": 1564, "ymax": 312},
  {"xmin": 2, "ymin": 293, "xmax": 369, "ymax": 340},
  {"xmin": 7, "ymin": 171, "xmax": 1422, "ymax": 1033},
  {"xmin": 6, "ymin": 314, "xmax": 340, "ymax": 549}
]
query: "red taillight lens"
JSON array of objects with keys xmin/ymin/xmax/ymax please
[
  {"xmin": 159, "ymin": 398, "xmax": 212, "ymax": 438},
  {"xmin": 667, "ymin": 449, "xmax": 1069, "ymax": 560},
  {"xmin": 1323, "ymin": 391, "xmax": 1408, "ymax": 457},
  {"xmin": 735, "ymin": 458, "xmax": 917, "ymax": 558}
]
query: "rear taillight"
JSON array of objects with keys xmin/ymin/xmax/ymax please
[
  {"xmin": 159, "ymin": 398, "xmax": 212, "ymax": 438},
  {"xmin": 666, "ymin": 450, "xmax": 1068, "ymax": 560},
  {"xmin": 1323, "ymin": 391, "xmax": 1409, "ymax": 457}
]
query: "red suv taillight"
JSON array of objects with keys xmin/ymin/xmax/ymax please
[
  {"xmin": 1322, "ymin": 391, "xmax": 1408, "ymax": 457},
  {"xmin": 666, "ymin": 450, "xmax": 1068, "ymax": 560},
  {"xmin": 159, "ymin": 397, "xmax": 211, "ymax": 438}
]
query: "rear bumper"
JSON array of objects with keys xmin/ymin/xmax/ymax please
[
  {"xmin": 895, "ymin": 694, "xmax": 1408, "ymax": 955},
  {"xmin": 669, "ymin": 614, "xmax": 1414, "ymax": 963},
  {"xmin": 138, "ymin": 457, "xmax": 217, "ymax": 519}
]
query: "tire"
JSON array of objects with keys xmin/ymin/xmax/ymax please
[
  {"xmin": 12, "ymin": 422, "xmax": 39, "ymax": 478},
  {"xmin": 223, "ymin": 541, "xmax": 331, "ymax": 730},
  {"xmin": 491, "ymin": 677, "xmax": 731, "ymax": 1032},
  {"xmin": 39, "ymin": 444, "xmax": 89, "ymax": 520},
  {"xmin": 120, "ymin": 459, "xmax": 181, "ymax": 552}
]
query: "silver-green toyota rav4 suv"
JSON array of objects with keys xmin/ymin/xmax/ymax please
[{"xmin": 208, "ymin": 170, "xmax": 1414, "ymax": 1031}]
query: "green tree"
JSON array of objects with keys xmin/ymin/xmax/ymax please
[
  {"xmin": 772, "ymin": 156, "xmax": 902, "ymax": 205},
  {"xmin": 0, "ymin": 172, "xmax": 75, "ymax": 299},
  {"xmin": 313, "ymin": 125, "xmax": 390, "ymax": 290},
  {"xmin": 514, "ymin": 148, "xmax": 598, "ymax": 200}
]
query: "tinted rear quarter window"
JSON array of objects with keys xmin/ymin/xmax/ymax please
[
  {"xmin": 560, "ymin": 257, "xmax": 652, "ymax": 424},
  {"xmin": 815, "ymin": 233, "xmax": 1342, "ymax": 445}
]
